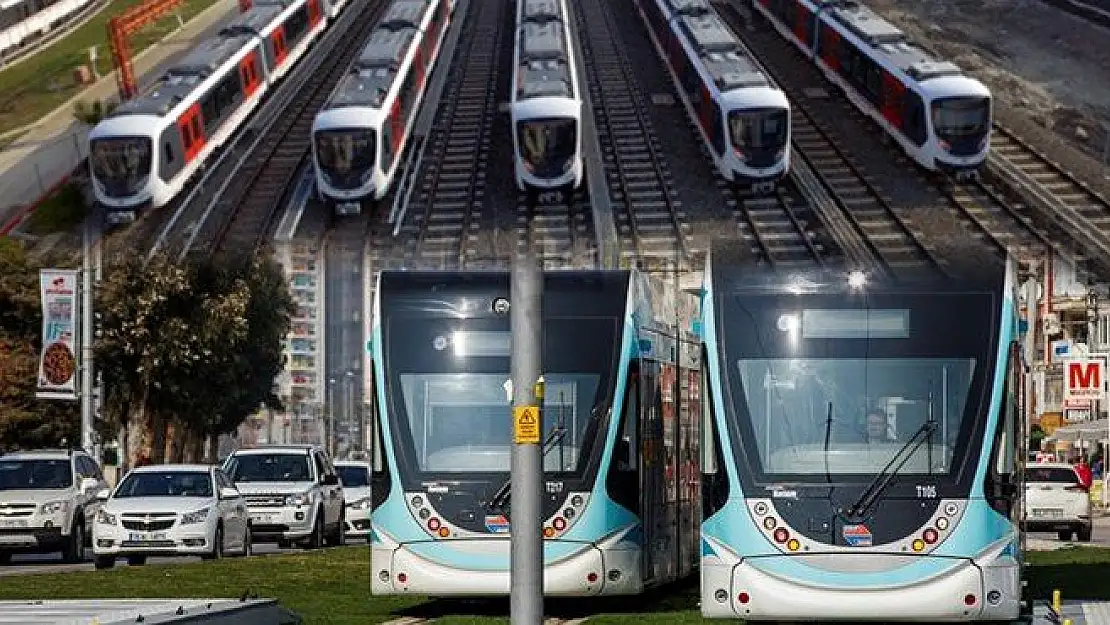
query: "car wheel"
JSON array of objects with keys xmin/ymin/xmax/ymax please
[
  {"xmin": 63, "ymin": 520, "xmax": 86, "ymax": 563},
  {"xmin": 94, "ymin": 556, "xmax": 115, "ymax": 570},
  {"xmin": 304, "ymin": 510, "xmax": 324, "ymax": 549},
  {"xmin": 1077, "ymin": 525, "xmax": 1093, "ymax": 542},
  {"xmin": 1058, "ymin": 529, "xmax": 1074, "ymax": 541},
  {"xmin": 127, "ymin": 556, "xmax": 147, "ymax": 566},
  {"xmin": 203, "ymin": 525, "xmax": 224, "ymax": 560},
  {"xmin": 242, "ymin": 524, "xmax": 253, "ymax": 557}
]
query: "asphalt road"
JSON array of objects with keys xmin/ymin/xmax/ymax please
[
  {"xmin": 0, "ymin": 541, "xmax": 299, "ymax": 577},
  {"xmin": 1027, "ymin": 515, "xmax": 1110, "ymax": 550}
]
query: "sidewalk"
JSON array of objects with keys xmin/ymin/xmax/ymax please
[{"xmin": 0, "ymin": 0, "xmax": 237, "ymax": 232}]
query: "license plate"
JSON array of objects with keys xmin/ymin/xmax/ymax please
[
  {"xmin": 251, "ymin": 513, "xmax": 275, "ymax": 523},
  {"xmin": 1031, "ymin": 508, "xmax": 1063, "ymax": 518},
  {"xmin": 127, "ymin": 532, "xmax": 168, "ymax": 541},
  {"xmin": 0, "ymin": 519, "xmax": 27, "ymax": 528},
  {"xmin": 336, "ymin": 202, "xmax": 361, "ymax": 214}
]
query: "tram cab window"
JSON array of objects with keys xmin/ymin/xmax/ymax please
[{"xmin": 902, "ymin": 93, "xmax": 927, "ymax": 146}]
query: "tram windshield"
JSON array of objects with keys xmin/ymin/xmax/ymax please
[
  {"xmin": 931, "ymin": 97, "xmax": 990, "ymax": 140},
  {"xmin": 517, "ymin": 117, "xmax": 576, "ymax": 179},
  {"xmin": 728, "ymin": 108, "xmax": 788, "ymax": 164},
  {"xmin": 718, "ymin": 291, "xmax": 996, "ymax": 482},
  {"xmin": 314, "ymin": 128, "xmax": 375, "ymax": 189},
  {"xmin": 90, "ymin": 137, "xmax": 151, "ymax": 197},
  {"xmin": 385, "ymin": 317, "xmax": 618, "ymax": 476}
]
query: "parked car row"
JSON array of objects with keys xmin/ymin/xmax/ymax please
[{"xmin": 0, "ymin": 445, "xmax": 374, "ymax": 568}]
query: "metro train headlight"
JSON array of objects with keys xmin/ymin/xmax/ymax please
[{"xmin": 347, "ymin": 498, "xmax": 371, "ymax": 510}]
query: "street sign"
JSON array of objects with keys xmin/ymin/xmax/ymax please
[
  {"xmin": 513, "ymin": 405, "xmax": 540, "ymax": 444},
  {"xmin": 1064, "ymin": 358, "xmax": 1106, "ymax": 402}
]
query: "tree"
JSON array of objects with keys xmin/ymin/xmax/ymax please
[
  {"xmin": 0, "ymin": 238, "xmax": 81, "ymax": 452},
  {"xmin": 1029, "ymin": 424, "xmax": 1046, "ymax": 453},
  {"xmin": 95, "ymin": 249, "xmax": 294, "ymax": 466}
]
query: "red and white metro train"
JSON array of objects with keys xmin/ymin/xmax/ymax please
[
  {"xmin": 510, "ymin": 0, "xmax": 583, "ymax": 194},
  {"xmin": 87, "ymin": 0, "xmax": 345, "ymax": 221},
  {"xmin": 751, "ymin": 0, "xmax": 992, "ymax": 175},
  {"xmin": 636, "ymin": 0, "xmax": 791, "ymax": 193},
  {"xmin": 310, "ymin": 0, "xmax": 453, "ymax": 215}
]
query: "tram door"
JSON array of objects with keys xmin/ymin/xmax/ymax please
[{"xmin": 638, "ymin": 347, "xmax": 666, "ymax": 583}]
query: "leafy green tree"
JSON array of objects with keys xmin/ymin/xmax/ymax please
[
  {"xmin": 0, "ymin": 238, "xmax": 80, "ymax": 451},
  {"xmin": 96, "ymin": 250, "xmax": 294, "ymax": 465},
  {"xmin": 1029, "ymin": 424, "xmax": 1046, "ymax": 453}
]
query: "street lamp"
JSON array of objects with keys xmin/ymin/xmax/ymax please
[
  {"xmin": 1087, "ymin": 290, "xmax": 1099, "ymax": 349},
  {"xmin": 345, "ymin": 371, "xmax": 357, "ymax": 453},
  {"xmin": 327, "ymin": 377, "xmax": 337, "ymax": 456}
]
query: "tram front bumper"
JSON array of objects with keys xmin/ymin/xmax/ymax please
[
  {"xmin": 372, "ymin": 540, "xmax": 641, "ymax": 597},
  {"xmin": 702, "ymin": 555, "xmax": 1020, "ymax": 621}
]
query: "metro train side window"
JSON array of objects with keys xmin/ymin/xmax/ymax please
[
  {"xmin": 381, "ymin": 123, "xmax": 393, "ymax": 172},
  {"xmin": 709, "ymin": 100, "xmax": 725, "ymax": 156},
  {"xmin": 902, "ymin": 93, "xmax": 927, "ymax": 146},
  {"xmin": 164, "ymin": 143, "xmax": 175, "ymax": 164}
]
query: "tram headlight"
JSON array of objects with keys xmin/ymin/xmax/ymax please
[{"xmin": 936, "ymin": 517, "xmax": 950, "ymax": 530}]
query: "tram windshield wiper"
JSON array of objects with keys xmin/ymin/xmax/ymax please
[
  {"xmin": 846, "ymin": 420, "xmax": 939, "ymax": 519},
  {"xmin": 488, "ymin": 412, "xmax": 579, "ymax": 512}
]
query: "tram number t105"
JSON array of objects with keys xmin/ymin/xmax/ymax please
[
  {"xmin": 916, "ymin": 485, "xmax": 938, "ymax": 499},
  {"xmin": 545, "ymin": 481, "xmax": 564, "ymax": 494}
]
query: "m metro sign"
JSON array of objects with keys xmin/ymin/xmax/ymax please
[{"xmin": 1064, "ymin": 358, "xmax": 1107, "ymax": 403}]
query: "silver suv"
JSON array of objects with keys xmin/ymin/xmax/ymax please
[
  {"xmin": 0, "ymin": 449, "xmax": 109, "ymax": 564},
  {"xmin": 222, "ymin": 445, "xmax": 345, "ymax": 548}
]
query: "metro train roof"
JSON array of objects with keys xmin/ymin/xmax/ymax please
[
  {"xmin": 664, "ymin": 0, "xmax": 770, "ymax": 92},
  {"xmin": 325, "ymin": 0, "xmax": 429, "ymax": 109},
  {"xmin": 113, "ymin": 31, "xmax": 255, "ymax": 117},
  {"xmin": 516, "ymin": 0, "xmax": 573, "ymax": 100},
  {"xmin": 821, "ymin": 0, "xmax": 971, "ymax": 85},
  {"xmin": 220, "ymin": 5, "xmax": 284, "ymax": 35}
]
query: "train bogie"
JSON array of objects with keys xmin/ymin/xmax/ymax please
[
  {"xmin": 510, "ymin": 0, "xmax": 584, "ymax": 193},
  {"xmin": 752, "ymin": 0, "xmax": 991, "ymax": 174},
  {"xmin": 88, "ymin": 0, "xmax": 334, "ymax": 218},
  {"xmin": 635, "ymin": 0, "xmax": 790, "ymax": 192}
]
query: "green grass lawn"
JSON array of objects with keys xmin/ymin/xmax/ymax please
[
  {"xmin": 0, "ymin": 546, "xmax": 1107, "ymax": 623},
  {"xmin": 23, "ymin": 181, "xmax": 88, "ymax": 235},
  {"xmin": 0, "ymin": 0, "xmax": 223, "ymax": 136}
]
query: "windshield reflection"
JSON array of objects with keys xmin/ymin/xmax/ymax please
[
  {"xmin": 0, "ymin": 460, "xmax": 72, "ymax": 490},
  {"xmin": 225, "ymin": 454, "xmax": 311, "ymax": 482}
]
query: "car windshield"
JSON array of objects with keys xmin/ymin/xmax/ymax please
[
  {"xmin": 1027, "ymin": 467, "xmax": 1079, "ymax": 484},
  {"xmin": 225, "ymin": 454, "xmax": 312, "ymax": 482},
  {"xmin": 0, "ymin": 459, "xmax": 72, "ymax": 490},
  {"xmin": 337, "ymin": 465, "xmax": 369, "ymax": 487},
  {"xmin": 113, "ymin": 472, "xmax": 213, "ymax": 498},
  {"xmin": 930, "ymin": 97, "xmax": 990, "ymax": 137}
]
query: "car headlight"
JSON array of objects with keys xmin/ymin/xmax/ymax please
[
  {"xmin": 347, "ymin": 498, "xmax": 371, "ymax": 510},
  {"xmin": 285, "ymin": 493, "xmax": 311, "ymax": 507},
  {"xmin": 41, "ymin": 500, "xmax": 68, "ymax": 514},
  {"xmin": 180, "ymin": 508, "xmax": 210, "ymax": 525},
  {"xmin": 96, "ymin": 509, "xmax": 116, "ymax": 526}
]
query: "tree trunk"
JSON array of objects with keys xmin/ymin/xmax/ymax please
[
  {"xmin": 187, "ymin": 429, "xmax": 206, "ymax": 464},
  {"xmin": 166, "ymin": 421, "xmax": 187, "ymax": 463}
]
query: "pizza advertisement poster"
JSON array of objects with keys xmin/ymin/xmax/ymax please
[{"xmin": 37, "ymin": 269, "xmax": 80, "ymax": 400}]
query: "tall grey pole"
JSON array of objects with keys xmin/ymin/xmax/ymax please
[
  {"xmin": 80, "ymin": 216, "xmax": 95, "ymax": 454},
  {"xmin": 510, "ymin": 246, "xmax": 544, "ymax": 624}
]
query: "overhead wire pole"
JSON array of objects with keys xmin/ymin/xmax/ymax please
[{"xmin": 510, "ymin": 240, "xmax": 544, "ymax": 624}]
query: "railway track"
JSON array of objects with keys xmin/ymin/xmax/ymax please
[
  {"xmin": 720, "ymin": 2, "xmax": 1077, "ymax": 279},
  {"xmin": 573, "ymin": 0, "xmax": 693, "ymax": 270},
  {"xmin": 394, "ymin": 0, "xmax": 503, "ymax": 269},
  {"xmin": 987, "ymin": 123, "xmax": 1110, "ymax": 273},
  {"xmin": 147, "ymin": 1, "xmax": 386, "ymax": 263}
]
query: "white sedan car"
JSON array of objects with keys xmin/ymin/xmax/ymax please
[
  {"xmin": 1023, "ymin": 462, "xmax": 1092, "ymax": 542},
  {"xmin": 335, "ymin": 460, "xmax": 372, "ymax": 540},
  {"xmin": 92, "ymin": 464, "xmax": 251, "ymax": 568}
]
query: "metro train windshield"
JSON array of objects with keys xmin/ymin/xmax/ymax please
[
  {"xmin": 385, "ymin": 316, "xmax": 618, "ymax": 476},
  {"xmin": 517, "ymin": 117, "xmax": 576, "ymax": 179},
  {"xmin": 314, "ymin": 128, "xmax": 375, "ymax": 189},
  {"xmin": 931, "ymin": 96, "xmax": 990, "ymax": 138},
  {"xmin": 90, "ymin": 137, "xmax": 151, "ymax": 197},
  {"xmin": 717, "ymin": 291, "xmax": 997, "ymax": 483},
  {"xmin": 728, "ymin": 108, "xmax": 788, "ymax": 152}
]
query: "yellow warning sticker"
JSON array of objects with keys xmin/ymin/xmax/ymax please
[{"xmin": 513, "ymin": 405, "xmax": 541, "ymax": 444}]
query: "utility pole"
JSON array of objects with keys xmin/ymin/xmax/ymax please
[
  {"xmin": 510, "ymin": 245, "xmax": 544, "ymax": 624},
  {"xmin": 80, "ymin": 213, "xmax": 101, "ymax": 456}
]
